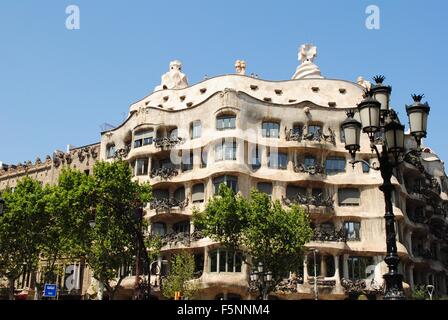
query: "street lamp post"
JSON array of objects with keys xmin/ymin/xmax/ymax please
[
  {"xmin": 250, "ymin": 262, "xmax": 274, "ymax": 300},
  {"xmin": 341, "ymin": 76, "xmax": 431, "ymax": 300},
  {"xmin": 133, "ymin": 205, "xmax": 151, "ymax": 300},
  {"xmin": 312, "ymin": 249, "xmax": 319, "ymax": 300}
]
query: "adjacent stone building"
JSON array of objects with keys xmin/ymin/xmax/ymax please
[{"xmin": 1, "ymin": 44, "xmax": 447, "ymax": 300}]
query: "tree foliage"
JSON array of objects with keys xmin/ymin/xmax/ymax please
[
  {"xmin": 0, "ymin": 177, "xmax": 48, "ymax": 299},
  {"xmin": 161, "ymin": 251, "xmax": 198, "ymax": 300},
  {"xmin": 85, "ymin": 160, "xmax": 153, "ymax": 299},
  {"xmin": 0, "ymin": 160, "xmax": 155, "ymax": 300},
  {"xmin": 194, "ymin": 184, "xmax": 313, "ymax": 285}
]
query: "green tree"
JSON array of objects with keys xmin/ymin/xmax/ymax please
[
  {"xmin": 194, "ymin": 184, "xmax": 313, "ymax": 299},
  {"xmin": 0, "ymin": 177, "xmax": 48, "ymax": 300},
  {"xmin": 34, "ymin": 168, "xmax": 95, "ymax": 299},
  {"xmin": 86, "ymin": 160, "xmax": 153, "ymax": 300},
  {"xmin": 162, "ymin": 251, "xmax": 198, "ymax": 300}
]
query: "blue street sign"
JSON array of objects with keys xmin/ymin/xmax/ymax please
[{"xmin": 43, "ymin": 284, "xmax": 57, "ymax": 298}]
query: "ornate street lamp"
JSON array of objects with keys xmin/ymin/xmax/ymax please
[
  {"xmin": 371, "ymin": 75, "xmax": 392, "ymax": 117},
  {"xmin": 249, "ymin": 262, "xmax": 274, "ymax": 300},
  {"xmin": 341, "ymin": 110, "xmax": 362, "ymax": 160},
  {"xmin": 406, "ymin": 94, "xmax": 430, "ymax": 148},
  {"xmin": 357, "ymin": 91, "xmax": 381, "ymax": 140},
  {"xmin": 342, "ymin": 76, "xmax": 431, "ymax": 300}
]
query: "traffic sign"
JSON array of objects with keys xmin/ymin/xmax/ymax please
[{"xmin": 43, "ymin": 284, "xmax": 57, "ymax": 298}]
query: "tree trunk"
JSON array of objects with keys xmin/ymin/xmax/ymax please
[{"xmin": 8, "ymin": 277, "xmax": 15, "ymax": 300}]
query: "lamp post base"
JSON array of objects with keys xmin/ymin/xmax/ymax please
[{"xmin": 383, "ymin": 273, "xmax": 405, "ymax": 300}]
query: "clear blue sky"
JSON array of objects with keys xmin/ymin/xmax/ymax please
[{"xmin": 0, "ymin": 0, "xmax": 447, "ymax": 164}]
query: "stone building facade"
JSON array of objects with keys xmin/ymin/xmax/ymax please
[{"xmin": 1, "ymin": 44, "xmax": 448, "ymax": 300}]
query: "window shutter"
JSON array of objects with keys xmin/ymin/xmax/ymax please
[
  {"xmin": 192, "ymin": 184, "xmax": 205, "ymax": 202},
  {"xmin": 257, "ymin": 182, "xmax": 273, "ymax": 195},
  {"xmin": 338, "ymin": 188, "xmax": 360, "ymax": 205}
]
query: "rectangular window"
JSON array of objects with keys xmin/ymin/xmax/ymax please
[
  {"xmin": 362, "ymin": 160, "xmax": 370, "ymax": 173},
  {"xmin": 192, "ymin": 183, "xmax": 205, "ymax": 203},
  {"xmin": 213, "ymin": 175, "xmax": 238, "ymax": 194},
  {"xmin": 191, "ymin": 120, "xmax": 202, "ymax": 139},
  {"xmin": 216, "ymin": 115, "xmax": 236, "ymax": 130},
  {"xmin": 182, "ymin": 151, "xmax": 193, "ymax": 171},
  {"xmin": 151, "ymin": 223, "xmax": 167, "ymax": 236},
  {"xmin": 338, "ymin": 188, "xmax": 360, "ymax": 206},
  {"xmin": 153, "ymin": 189, "xmax": 169, "ymax": 200},
  {"xmin": 293, "ymin": 123, "xmax": 303, "ymax": 135},
  {"xmin": 347, "ymin": 256, "xmax": 374, "ymax": 280},
  {"xmin": 262, "ymin": 122, "xmax": 280, "ymax": 138},
  {"xmin": 325, "ymin": 157, "xmax": 346, "ymax": 175},
  {"xmin": 219, "ymin": 250, "xmax": 227, "ymax": 272},
  {"xmin": 257, "ymin": 182, "xmax": 273, "ymax": 196},
  {"xmin": 135, "ymin": 158, "xmax": 148, "ymax": 176},
  {"xmin": 201, "ymin": 148, "xmax": 208, "ymax": 168},
  {"xmin": 344, "ymin": 221, "xmax": 361, "ymax": 241},
  {"xmin": 210, "ymin": 251, "xmax": 217, "ymax": 272},
  {"xmin": 304, "ymin": 156, "xmax": 316, "ymax": 168},
  {"xmin": 215, "ymin": 140, "xmax": 237, "ymax": 161},
  {"xmin": 286, "ymin": 185, "xmax": 307, "ymax": 201},
  {"xmin": 173, "ymin": 221, "xmax": 190, "ymax": 234},
  {"xmin": 209, "ymin": 249, "xmax": 243, "ymax": 273},
  {"xmin": 106, "ymin": 145, "xmax": 116, "ymax": 159},
  {"xmin": 268, "ymin": 151, "xmax": 288, "ymax": 170},
  {"xmin": 307, "ymin": 125, "xmax": 321, "ymax": 136},
  {"xmin": 250, "ymin": 145, "xmax": 261, "ymax": 170},
  {"xmin": 134, "ymin": 130, "xmax": 153, "ymax": 148}
]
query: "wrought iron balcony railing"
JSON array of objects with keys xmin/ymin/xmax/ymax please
[
  {"xmin": 274, "ymin": 276, "xmax": 303, "ymax": 293},
  {"xmin": 154, "ymin": 137, "xmax": 184, "ymax": 149},
  {"xmin": 341, "ymin": 278, "xmax": 384, "ymax": 295},
  {"xmin": 114, "ymin": 144, "xmax": 131, "ymax": 159},
  {"xmin": 150, "ymin": 167, "xmax": 179, "ymax": 180},
  {"xmin": 285, "ymin": 127, "xmax": 336, "ymax": 146},
  {"xmin": 150, "ymin": 198, "xmax": 189, "ymax": 212},
  {"xmin": 282, "ymin": 193, "xmax": 334, "ymax": 209},
  {"xmin": 311, "ymin": 228, "xmax": 347, "ymax": 242},
  {"xmin": 293, "ymin": 163, "xmax": 324, "ymax": 175},
  {"xmin": 307, "ymin": 277, "xmax": 336, "ymax": 286},
  {"xmin": 154, "ymin": 230, "xmax": 204, "ymax": 247}
]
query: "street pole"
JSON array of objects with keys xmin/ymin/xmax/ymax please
[
  {"xmin": 378, "ymin": 152, "xmax": 405, "ymax": 300},
  {"xmin": 313, "ymin": 249, "xmax": 318, "ymax": 300}
]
